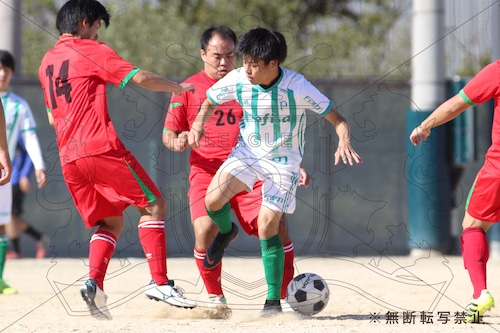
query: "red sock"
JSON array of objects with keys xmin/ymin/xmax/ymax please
[
  {"xmin": 461, "ymin": 227, "xmax": 489, "ymax": 298},
  {"xmin": 281, "ymin": 241, "xmax": 295, "ymax": 299},
  {"xmin": 138, "ymin": 220, "xmax": 168, "ymax": 286},
  {"xmin": 194, "ymin": 247, "xmax": 223, "ymax": 295},
  {"xmin": 88, "ymin": 230, "xmax": 117, "ymax": 290}
]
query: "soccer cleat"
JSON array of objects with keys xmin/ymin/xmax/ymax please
[
  {"xmin": 145, "ymin": 280, "xmax": 197, "ymax": 309},
  {"xmin": 465, "ymin": 289, "xmax": 495, "ymax": 323},
  {"xmin": 0, "ymin": 280, "xmax": 18, "ymax": 295},
  {"xmin": 205, "ymin": 294, "xmax": 232, "ymax": 319},
  {"xmin": 280, "ymin": 298, "xmax": 294, "ymax": 313},
  {"xmin": 36, "ymin": 235, "xmax": 51, "ymax": 259},
  {"xmin": 80, "ymin": 279, "xmax": 112, "ymax": 320},
  {"xmin": 260, "ymin": 299, "xmax": 282, "ymax": 318},
  {"xmin": 204, "ymin": 222, "xmax": 239, "ymax": 269}
]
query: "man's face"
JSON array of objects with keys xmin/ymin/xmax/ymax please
[
  {"xmin": 0, "ymin": 64, "xmax": 13, "ymax": 92},
  {"xmin": 80, "ymin": 18, "xmax": 102, "ymax": 40},
  {"xmin": 201, "ymin": 34, "xmax": 236, "ymax": 80},
  {"xmin": 242, "ymin": 56, "xmax": 278, "ymax": 86}
]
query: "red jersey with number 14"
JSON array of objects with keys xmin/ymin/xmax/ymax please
[
  {"xmin": 38, "ymin": 35, "xmax": 138, "ymax": 165},
  {"xmin": 164, "ymin": 70, "xmax": 242, "ymax": 172}
]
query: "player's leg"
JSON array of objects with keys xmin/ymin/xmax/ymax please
[
  {"xmin": 6, "ymin": 184, "xmax": 23, "ymax": 258},
  {"xmin": 115, "ymin": 151, "xmax": 196, "ymax": 309},
  {"xmin": 203, "ymin": 168, "xmax": 248, "ymax": 269},
  {"xmin": 278, "ymin": 214, "xmax": 294, "ymax": 301},
  {"xmin": 461, "ymin": 213, "xmax": 494, "ymax": 323},
  {"xmin": 231, "ymin": 184, "xmax": 295, "ymax": 303},
  {"xmin": 0, "ymin": 183, "xmax": 17, "ymax": 294},
  {"xmin": 258, "ymin": 206, "xmax": 284, "ymax": 315},
  {"xmin": 461, "ymin": 170, "xmax": 498, "ymax": 323},
  {"xmin": 188, "ymin": 171, "xmax": 228, "ymax": 309}
]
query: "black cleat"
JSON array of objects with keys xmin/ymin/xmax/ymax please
[{"xmin": 204, "ymin": 222, "xmax": 239, "ymax": 269}]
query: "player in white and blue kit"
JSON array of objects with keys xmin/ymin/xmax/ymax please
[
  {"xmin": 0, "ymin": 50, "xmax": 46, "ymax": 294},
  {"xmin": 188, "ymin": 27, "xmax": 361, "ymax": 315}
]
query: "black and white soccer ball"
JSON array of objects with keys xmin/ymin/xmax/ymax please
[{"xmin": 286, "ymin": 272, "xmax": 330, "ymax": 316}]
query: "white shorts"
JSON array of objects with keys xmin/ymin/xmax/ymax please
[
  {"xmin": 0, "ymin": 182, "xmax": 12, "ymax": 225},
  {"xmin": 218, "ymin": 145, "xmax": 300, "ymax": 214}
]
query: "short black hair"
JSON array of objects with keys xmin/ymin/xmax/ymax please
[
  {"xmin": 56, "ymin": 0, "xmax": 110, "ymax": 35},
  {"xmin": 200, "ymin": 26, "xmax": 237, "ymax": 52},
  {"xmin": 0, "ymin": 50, "xmax": 15, "ymax": 72},
  {"xmin": 235, "ymin": 27, "xmax": 287, "ymax": 65}
]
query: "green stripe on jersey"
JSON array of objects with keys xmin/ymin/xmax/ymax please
[
  {"xmin": 271, "ymin": 87, "xmax": 280, "ymax": 141},
  {"xmin": 119, "ymin": 67, "xmax": 141, "ymax": 90},
  {"xmin": 459, "ymin": 89, "xmax": 476, "ymax": 107},
  {"xmin": 251, "ymin": 86, "xmax": 260, "ymax": 137}
]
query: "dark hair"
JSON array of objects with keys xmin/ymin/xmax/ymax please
[
  {"xmin": 56, "ymin": 0, "xmax": 110, "ymax": 35},
  {"xmin": 235, "ymin": 27, "xmax": 287, "ymax": 65},
  {"xmin": 200, "ymin": 26, "xmax": 237, "ymax": 51},
  {"xmin": 0, "ymin": 50, "xmax": 15, "ymax": 72}
]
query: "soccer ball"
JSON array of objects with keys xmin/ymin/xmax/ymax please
[{"xmin": 286, "ymin": 272, "xmax": 330, "ymax": 316}]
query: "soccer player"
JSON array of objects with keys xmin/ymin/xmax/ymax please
[
  {"xmin": 38, "ymin": 0, "xmax": 196, "ymax": 319},
  {"xmin": 163, "ymin": 26, "xmax": 307, "ymax": 318},
  {"xmin": 188, "ymin": 27, "xmax": 361, "ymax": 315},
  {"xmin": 6, "ymin": 137, "xmax": 51, "ymax": 259},
  {"xmin": 0, "ymin": 49, "xmax": 47, "ymax": 294},
  {"xmin": 409, "ymin": 60, "xmax": 500, "ymax": 323}
]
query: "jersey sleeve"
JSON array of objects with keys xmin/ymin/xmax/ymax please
[
  {"xmin": 461, "ymin": 61, "xmax": 500, "ymax": 106},
  {"xmin": 91, "ymin": 43, "xmax": 138, "ymax": 88},
  {"xmin": 206, "ymin": 69, "xmax": 239, "ymax": 106},
  {"xmin": 164, "ymin": 92, "xmax": 190, "ymax": 133},
  {"xmin": 296, "ymin": 78, "xmax": 334, "ymax": 116}
]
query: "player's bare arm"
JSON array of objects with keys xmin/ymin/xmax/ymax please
[
  {"xmin": 324, "ymin": 109, "xmax": 362, "ymax": 166},
  {"xmin": 131, "ymin": 70, "xmax": 195, "ymax": 96},
  {"xmin": 47, "ymin": 111, "xmax": 55, "ymax": 127},
  {"xmin": 409, "ymin": 94, "xmax": 470, "ymax": 146},
  {"xmin": 187, "ymin": 98, "xmax": 217, "ymax": 148},
  {"xmin": 0, "ymin": 105, "xmax": 11, "ymax": 185}
]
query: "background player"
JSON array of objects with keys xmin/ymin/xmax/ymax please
[
  {"xmin": 0, "ymin": 49, "xmax": 47, "ymax": 294},
  {"xmin": 409, "ymin": 59, "xmax": 500, "ymax": 323},
  {"xmin": 163, "ymin": 26, "xmax": 307, "ymax": 318},
  {"xmin": 38, "ymin": 0, "xmax": 196, "ymax": 319},
  {"xmin": 6, "ymin": 137, "xmax": 50, "ymax": 259},
  {"xmin": 188, "ymin": 27, "xmax": 361, "ymax": 315}
]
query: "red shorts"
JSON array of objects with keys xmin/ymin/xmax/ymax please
[
  {"xmin": 466, "ymin": 166, "xmax": 500, "ymax": 222},
  {"xmin": 188, "ymin": 165, "xmax": 261, "ymax": 236},
  {"xmin": 62, "ymin": 150, "xmax": 161, "ymax": 228}
]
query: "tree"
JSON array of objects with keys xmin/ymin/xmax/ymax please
[{"xmin": 20, "ymin": 0, "xmax": 405, "ymax": 79}]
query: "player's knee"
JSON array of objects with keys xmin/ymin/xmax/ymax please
[{"xmin": 150, "ymin": 197, "xmax": 167, "ymax": 217}]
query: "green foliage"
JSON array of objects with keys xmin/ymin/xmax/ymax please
[{"xmin": 21, "ymin": 0, "xmax": 407, "ymax": 79}]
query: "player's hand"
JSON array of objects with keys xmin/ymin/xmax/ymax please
[
  {"xmin": 409, "ymin": 125, "xmax": 431, "ymax": 146},
  {"xmin": 298, "ymin": 168, "xmax": 310, "ymax": 188},
  {"xmin": 175, "ymin": 131, "xmax": 189, "ymax": 151},
  {"xmin": 19, "ymin": 176, "xmax": 31, "ymax": 193},
  {"xmin": 35, "ymin": 169, "xmax": 47, "ymax": 189},
  {"xmin": 188, "ymin": 125, "xmax": 205, "ymax": 149},
  {"xmin": 0, "ymin": 151, "xmax": 12, "ymax": 186},
  {"xmin": 174, "ymin": 83, "xmax": 195, "ymax": 96},
  {"xmin": 334, "ymin": 141, "xmax": 362, "ymax": 166}
]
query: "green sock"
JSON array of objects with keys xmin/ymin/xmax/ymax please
[
  {"xmin": 207, "ymin": 203, "xmax": 232, "ymax": 234},
  {"xmin": 0, "ymin": 234, "xmax": 7, "ymax": 280},
  {"xmin": 260, "ymin": 234, "xmax": 284, "ymax": 301}
]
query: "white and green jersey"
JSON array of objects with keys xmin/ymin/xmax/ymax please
[
  {"xmin": 207, "ymin": 67, "xmax": 333, "ymax": 165},
  {"xmin": 1, "ymin": 91, "xmax": 45, "ymax": 170}
]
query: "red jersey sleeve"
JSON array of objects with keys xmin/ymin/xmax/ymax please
[
  {"xmin": 462, "ymin": 61, "xmax": 500, "ymax": 105},
  {"xmin": 164, "ymin": 92, "xmax": 190, "ymax": 133},
  {"xmin": 90, "ymin": 43, "xmax": 137, "ymax": 88}
]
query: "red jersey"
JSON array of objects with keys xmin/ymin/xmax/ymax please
[
  {"xmin": 461, "ymin": 60, "xmax": 500, "ymax": 174},
  {"xmin": 164, "ymin": 70, "xmax": 242, "ymax": 172},
  {"xmin": 38, "ymin": 35, "xmax": 138, "ymax": 165}
]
